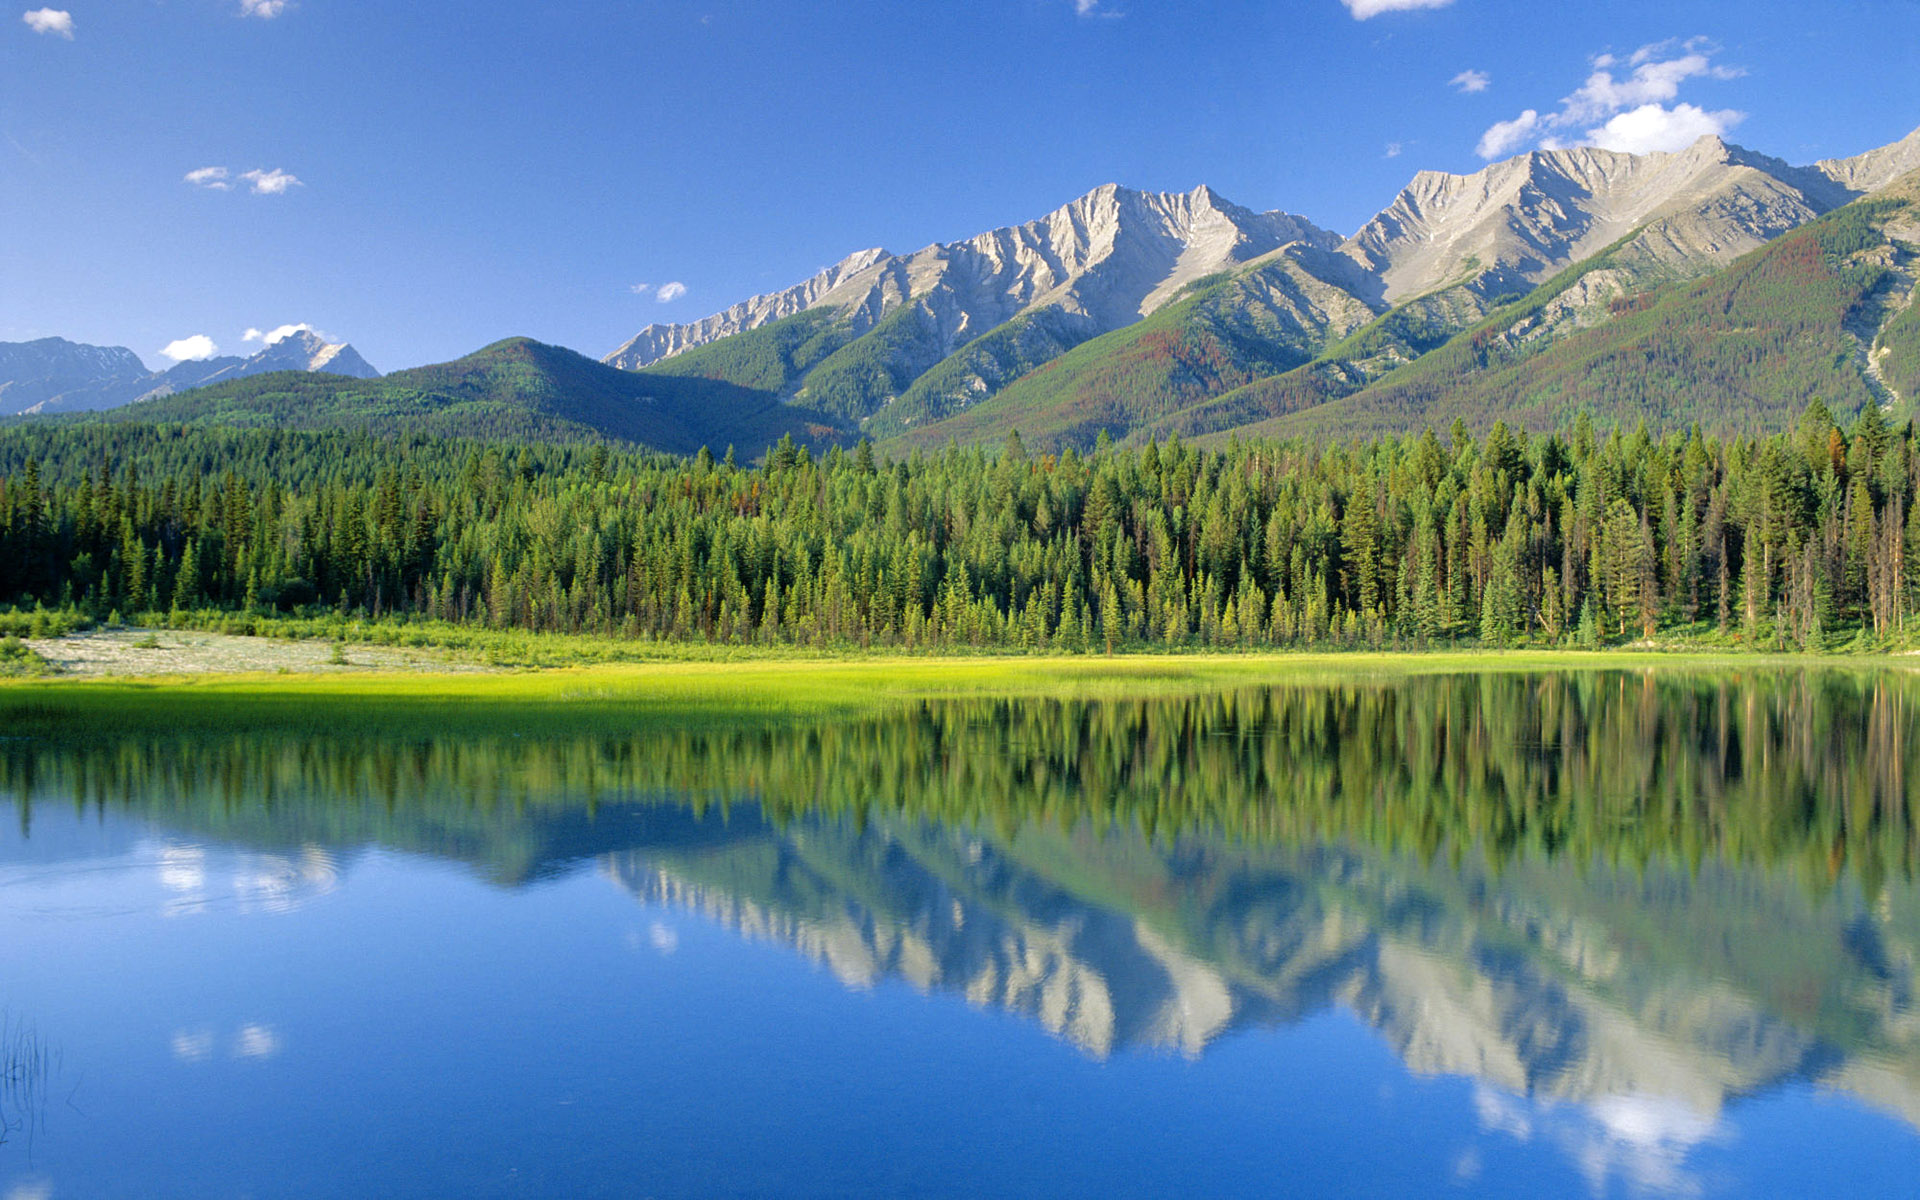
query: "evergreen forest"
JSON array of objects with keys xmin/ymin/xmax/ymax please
[{"xmin": 3, "ymin": 402, "xmax": 1919, "ymax": 653}]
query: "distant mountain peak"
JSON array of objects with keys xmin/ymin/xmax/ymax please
[
  {"xmin": 231, "ymin": 328, "xmax": 379, "ymax": 379},
  {"xmin": 0, "ymin": 337, "xmax": 156, "ymax": 415},
  {"xmin": 159, "ymin": 330, "xmax": 379, "ymax": 397},
  {"xmin": 0, "ymin": 329, "xmax": 379, "ymax": 415}
]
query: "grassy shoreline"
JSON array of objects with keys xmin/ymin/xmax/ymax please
[{"xmin": 4, "ymin": 647, "xmax": 1911, "ymax": 739}]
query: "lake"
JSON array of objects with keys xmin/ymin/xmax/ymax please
[{"xmin": 3, "ymin": 666, "xmax": 1919, "ymax": 1197}]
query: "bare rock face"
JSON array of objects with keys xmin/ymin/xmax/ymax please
[
  {"xmin": 1340, "ymin": 136, "xmax": 1831, "ymax": 308},
  {"xmin": 606, "ymin": 248, "xmax": 891, "ymax": 369},
  {"xmin": 605, "ymin": 184, "xmax": 1340, "ymax": 370},
  {"xmin": 1300, "ymin": 130, "xmax": 1920, "ymax": 378}
]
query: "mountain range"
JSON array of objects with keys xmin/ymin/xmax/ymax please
[
  {"xmin": 0, "ymin": 329, "xmax": 379, "ymax": 416},
  {"xmin": 615, "ymin": 126, "xmax": 1920, "ymax": 452},
  {"xmin": 9, "ymin": 126, "xmax": 1919, "ymax": 454}
]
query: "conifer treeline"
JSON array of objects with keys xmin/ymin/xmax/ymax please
[{"xmin": 1, "ymin": 403, "xmax": 1916, "ymax": 650}]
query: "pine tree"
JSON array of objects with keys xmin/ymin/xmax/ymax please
[
  {"xmin": 1341, "ymin": 474, "xmax": 1380, "ymax": 615},
  {"xmin": 118, "ymin": 518, "xmax": 147, "ymax": 613},
  {"xmin": 172, "ymin": 538, "xmax": 201, "ymax": 611}
]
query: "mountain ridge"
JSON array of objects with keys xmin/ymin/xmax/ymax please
[
  {"xmin": 104, "ymin": 335, "xmax": 835, "ymax": 455},
  {"xmin": 602, "ymin": 126, "xmax": 1920, "ymax": 450},
  {"xmin": 1199, "ymin": 180, "xmax": 1920, "ymax": 444},
  {"xmin": 0, "ymin": 330, "xmax": 380, "ymax": 416},
  {"xmin": 604, "ymin": 183, "xmax": 1350, "ymax": 431}
]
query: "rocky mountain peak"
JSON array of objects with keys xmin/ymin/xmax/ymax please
[
  {"xmin": 236, "ymin": 328, "xmax": 380, "ymax": 378},
  {"xmin": 607, "ymin": 183, "xmax": 1337, "ymax": 371},
  {"xmin": 1339, "ymin": 132, "xmax": 1856, "ymax": 305}
]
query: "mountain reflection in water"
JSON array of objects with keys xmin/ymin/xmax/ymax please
[
  {"xmin": 608, "ymin": 813, "xmax": 1920, "ymax": 1126},
  {"xmin": 6, "ymin": 666, "xmax": 1920, "ymax": 1168}
]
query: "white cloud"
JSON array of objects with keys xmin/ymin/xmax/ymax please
[
  {"xmin": 171, "ymin": 1028, "xmax": 215, "ymax": 1062},
  {"xmin": 241, "ymin": 167, "xmax": 302, "ymax": 195},
  {"xmin": 187, "ymin": 166, "xmax": 305, "ymax": 195},
  {"xmin": 21, "ymin": 7, "xmax": 71, "ymax": 37},
  {"xmin": 1451, "ymin": 69, "xmax": 1490, "ymax": 94},
  {"xmin": 244, "ymin": 322, "xmax": 319, "ymax": 345},
  {"xmin": 1559, "ymin": 51, "xmax": 1722, "ymax": 125},
  {"xmin": 159, "ymin": 335, "xmax": 220, "ymax": 363},
  {"xmin": 1473, "ymin": 40, "xmax": 1744, "ymax": 159},
  {"xmin": 628, "ymin": 283, "xmax": 652, "ymax": 295},
  {"xmin": 233, "ymin": 1023, "xmax": 280, "ymax": 1059},
  {"xmin": 1342, "ymin": 0, "xmax": 1452, "ymax": 19},
  {"xmin": 239, "ymin": 0, "xmax": 289, "ymax": 17},
  {"xmin": 656, "ymin": 281, "xmax": 687, "ymax": 302},
  {"xmin": 1476, "ymin": 110, "xmax": 1540, "ymax": 159},
  {"xmin": 1384, "ymin": 142, "xmax": 1403, "ymax": 158},
  {"xmin": 1586, "ymin": 102, "xmax": 1743, "ymax": 155}
]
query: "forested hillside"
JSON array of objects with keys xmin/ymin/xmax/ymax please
[
  {"xmin": 109, "ymin": 338, "xmax": 837, "ymax": 455},
  {"xmin": 2, "ymin": 405, "xmax": 1916, "ymax": 653},
  {"xmin": 1250, "ymin": 194, "xmax": 1914, "ymax": 439},
  {"xmin": 636, "ymin": 309, "xmax": 853, "ymax": 397},
  {"xmin": 874, "ymin": 256, "xmax": 1377, "ymax": 453}
]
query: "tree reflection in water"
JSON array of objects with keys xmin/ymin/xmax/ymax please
[{"xmin": 6, "ymin": 666, "xmax": 1919, "ymax": 1161}]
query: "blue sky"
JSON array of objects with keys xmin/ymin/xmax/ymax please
[{"xmin": 3, "ymin": 0, "xmax": 1916, "ymax": 373}]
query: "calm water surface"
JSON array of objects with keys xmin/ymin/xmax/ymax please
[{"xmin": 4, "ymin": 668, "xmax": 1920, "ymax": 1197}]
